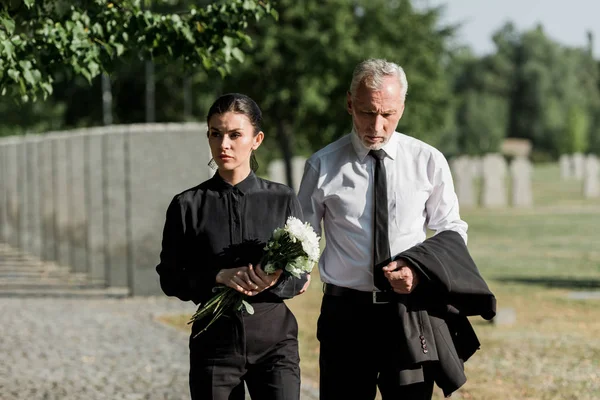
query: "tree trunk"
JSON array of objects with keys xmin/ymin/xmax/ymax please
[
  {"xmin": 183, "ymin": 75, "xmax": 192, "ymax": 120},
  {"xmin": 145, "ymin": 61, "xmax": 155, "ymax": 123},
  {"xmin": 101, "ymin": 73, "xmax": 113, "ymax": 126},
  {"xmin": 276, "ymin": 119, "xmax": 294, "ymax": 188}
]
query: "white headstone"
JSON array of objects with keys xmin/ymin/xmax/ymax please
[
  {"xmin": 268, "ymin": 159, "xmax": 286, "ymax": 186},
  {"xmin": 291, "ymin": 156, "xmax": 307, "ymax": 193},
  {"xmin": 481, "ymin": 153, "xmax": 508, "ymax": 208},
  {"xmin": 510, "ymin": 156, "xmax": 533, "ymax": 207},
  {"xmin": 450, "ymin": 156, "xmax": 477, "ymax": 208},
  {"xmin": 573, "ymin": 152, "xmax": 585, "ymax": 180},
  {"xmin": 559, "ymin": 154, "xmax": 572, "ymax": 179},
  {"xmin": 583, "ymin": 155, "xmax": 600, "ymax": 198}
]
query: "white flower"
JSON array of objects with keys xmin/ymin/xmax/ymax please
[
  {"xmin": 284, "ymin": 217, "xmax": 321, "ymax": 262},
  {"xmin": 261, "ymin": 216, "xmax": 321, "ymax": 278}
]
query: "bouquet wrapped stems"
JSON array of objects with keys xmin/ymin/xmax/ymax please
[{"xmin": 188, "ymin": 217, "xmax": 320, "ymax": 338}]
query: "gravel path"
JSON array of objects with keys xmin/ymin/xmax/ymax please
[{"xmin": 0, "ymin": 296, "xmax": 318, "ymax": 400}]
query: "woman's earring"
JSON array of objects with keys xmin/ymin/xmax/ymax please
[
  {"xmin": 250, "ymin": 153, "xmax": 259, "ymax": 172},
  {"xmin": 208, "ymin": 158, "xmax": 218, "ymax": 170}
]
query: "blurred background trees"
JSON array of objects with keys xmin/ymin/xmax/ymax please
[{"xmin": 2, "ymin": 0, "xmax": 600, "ymax": 176}]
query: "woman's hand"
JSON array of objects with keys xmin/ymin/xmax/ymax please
[
  {"xmin": 248, "ymin": 264, "xmax": 282, "ymax": 292},
  {"xmin": 216, "ymin": 264, "xmax": 282, "ymax": 296},
  {"xmin": 298, "ymin": 273, "xmax": 311, "ymax": 295}
]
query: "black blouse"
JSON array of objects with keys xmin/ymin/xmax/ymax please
[{"xmin": 156, "ymin": 171, "xmax": 307, "ymax": 305}]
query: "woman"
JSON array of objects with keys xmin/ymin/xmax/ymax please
[{"xmin": 156, "ymin": 93, "xmax": 309, "ymax": 400}]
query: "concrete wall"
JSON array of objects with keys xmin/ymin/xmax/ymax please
[{"xmin": 0, "ymin": 122, "xmax": 210, "ymax": 295}]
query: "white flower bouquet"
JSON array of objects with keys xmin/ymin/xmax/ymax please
[{"xmin": 189, "ymin": 216, "xmax": 320, "ymax": 337}]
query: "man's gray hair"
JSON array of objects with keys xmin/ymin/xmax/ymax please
[{"xmin": 349, "ymin": 59, "xmax": 408, "ymax": 102}]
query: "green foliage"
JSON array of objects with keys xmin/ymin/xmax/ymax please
[
  {"xmin": 206, "ymin": 0, "xmax": 455, "ymax": 164},
  {"xmin": 451, "ymin": 22, "xmax": 600, "ymax": 157},
  {"xmin": 456, "ymin": 90, "xmax": 508, "ymax": 155},
  {"xmin": 0, "ymin": 0, "xmax": 276, "ymax": 101},
  {"xmin": 563, "ymin": 105, "xmax": 590, "ymax": 153}
]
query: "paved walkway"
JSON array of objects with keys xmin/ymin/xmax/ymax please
[{"xmin": 0, "ymin": 296, "xmax": 318, "ymax": 400}]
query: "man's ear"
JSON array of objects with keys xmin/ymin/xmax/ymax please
[{"xmin": 346, "ymin": 91, "xmax": 353, "ymax": 115}]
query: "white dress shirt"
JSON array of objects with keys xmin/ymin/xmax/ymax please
[{"xmin": 297, "ymin": 131, "xmax": 468, "ymax": 292}]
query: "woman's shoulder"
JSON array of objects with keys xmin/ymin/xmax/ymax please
[
  {"xmin": 254, "ymin": 176, "xmax": 296, "ymax": 196},
  {"xmin": 170, "ymin": 179, "xmax": 213, "ymax": 206}
]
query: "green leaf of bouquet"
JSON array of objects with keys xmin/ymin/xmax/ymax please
[{"xmin": 241, "ymin": 300, "xmax": 254, "ymax": 315}]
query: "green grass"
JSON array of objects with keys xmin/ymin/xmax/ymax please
[{"xmin": 160, "ymin": 163, "xmax": 600, "ymax": 399}]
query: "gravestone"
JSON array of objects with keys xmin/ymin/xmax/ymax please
[
  {"xmin": 492, "ymin": 307, "xmax": 517, "ymax": 326},
  {"xmin": 67, "ymin": 132, "xmax": 88, "ymax": 273},
  {"xmin": 37, "ymin": 134, "xmax": 56, "ymax": 262},
  {"xmin": 104, "ymin": 129, "xmax": 128, "ymax": 288},
  {"xmin": 268, "ymin": 157, "xmax": 308, "ymax": 193},
  {"xmin": 450, "ymin": 156, "xmax": 477, "ymax": 208},
  {"xmin": 471, "ymin": 156, "xmax": 483, "ymax": 179},
  {"xmin": 510, "ymin": 156, "xmax": 533, "ymax": 207},
  {"xmin": 481, "ymin": 153, "xmax": 507, "ymax": 208},
  {"xmin": 572, "ymin": 152, "xmax": 585, "ymax": 180},
  {"xmin": 128, "ymin": 123, "xmax": 211, "ymax": 296},
  {"xmin": 85, "ymin": 128, "xmax": 107, "ymax": 283},
  {"xmin": 583, "ymin": 154, "xmax": 600, "ymax": 199},
  {"xmin": 49, "ymin": 135, "xmax": 72, "ymax": 268},
  {"xmin": 559, "ymin": 154, "xmax": 572, "ymax": 179},
  {"xmin": 24, "ymin": 135, "xmax": 42, "ymax": 258},
  {"xmin": 4, "ymin": 138, "xmax": 22, "ymax": 248},
  {"xmin": 268, "ymin": 159, "xmax": 286, "ymax": 186},
  {"xmin": 291, "ymin": 156, "xmax": 307, "ymax": 193},
  {"xmin": 0, "ymin": 141, "xmax": 7, "ymax": 242}
]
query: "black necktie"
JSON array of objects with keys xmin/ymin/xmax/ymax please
[{"xmin": 369, "ymin": 149, "xmax": 392, "ymax": 291}]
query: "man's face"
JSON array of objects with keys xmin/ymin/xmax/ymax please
[{"xmin": 347, "ymin": 75, "xmax": 405, "ymax": 150}]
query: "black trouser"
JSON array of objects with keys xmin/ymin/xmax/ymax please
[
  {"xmin": 318, "ymin": 293, "xmax": 435, "ymax": 400},
  {"xmin": 189, "ymin": 301, "xmax": 300, "ymax": 400}
]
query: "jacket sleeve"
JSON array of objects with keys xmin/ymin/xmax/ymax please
[
  {"xmin": 155, "ymin": 196, "xmax": 196, "ymax": 302},
  {"xmin": 396, "ymin": 230, "xmax": 496, "ymax": 320},
  {"xmin": 268, "ymin": 192, "xmax": 310, "ymax": 299}
]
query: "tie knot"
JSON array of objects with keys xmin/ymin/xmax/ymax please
[{"xmin": 369, "ymin": 149, "xmax": 386, "ymax": 161}]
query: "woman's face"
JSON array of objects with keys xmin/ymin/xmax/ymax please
[{"xmin": 208, "ymin": 111, "xmax": 263, "ymax": 173}]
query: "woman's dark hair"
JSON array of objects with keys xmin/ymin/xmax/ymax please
[
  {"xmin": 206, "ymin": 93, "xmax": 262, "ymax": 172},
  {"xmin": 206, "ymin": 93, "xmax": 262, "ymax": 135}
]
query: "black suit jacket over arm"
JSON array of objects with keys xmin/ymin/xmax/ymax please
[{"xmin": 393, "ymin": 230, "xmax": 496, "ymax": 397}]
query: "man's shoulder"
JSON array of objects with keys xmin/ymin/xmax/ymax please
[
  {"xmin": 307, "ymin": 134, "xmax": 352, "ymax": 167},
  {"xmin": 396, "ymin": 132, "xmax": 446, "ymax": 161}
]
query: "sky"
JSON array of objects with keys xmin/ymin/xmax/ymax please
[{"xmin": 424, "ymin": 0, "xmax": 600, "ymax": 57}]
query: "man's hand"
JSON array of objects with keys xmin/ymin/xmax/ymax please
[
  {"xmin": 382, "ymin": 259, "xmax": 419, "ymax": 294},
  {"xmin": 297, "ymin": 273, "xmax": 311, "ymax": 295},
  {"xmin": 216, "ymin": 264, "xmax": 282, "ymax": 296}
]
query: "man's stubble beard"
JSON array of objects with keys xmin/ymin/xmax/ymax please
[{"xmin": 351, "ymin": 124, "xmax": 389, "ymax": 151}]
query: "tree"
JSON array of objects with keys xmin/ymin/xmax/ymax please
[
  {"xmin": 450, "ymin": 22, "xmax": 600, "ymax": 158},
  {"xmin": 0, "ymin": 0, "xmax": 276, "ymax": 101},
  {"xmin": 208, "ymin": 0, "xmax": 455, "ymax": 186}
]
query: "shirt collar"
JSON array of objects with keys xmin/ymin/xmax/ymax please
[
  {"xmin": 210, "ymin": 170, "xmax": 258, "ymax": 195},
  {"xmin": 350, "ymin": 130, "xmax": 399, "ymax": 162}
]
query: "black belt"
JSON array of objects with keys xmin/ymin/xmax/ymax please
[{"xmin": 323, "ymin": 283, "xmax": 395, "ymax": 304}]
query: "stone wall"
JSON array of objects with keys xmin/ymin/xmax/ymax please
[{"xmin": 0, "ymin": 123, "xmax": 210, "ymax": 295}]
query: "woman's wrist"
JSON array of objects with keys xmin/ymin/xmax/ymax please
[{"xmin": 215, "ymin": 270, "xmax": 225, "ymax": 284}]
